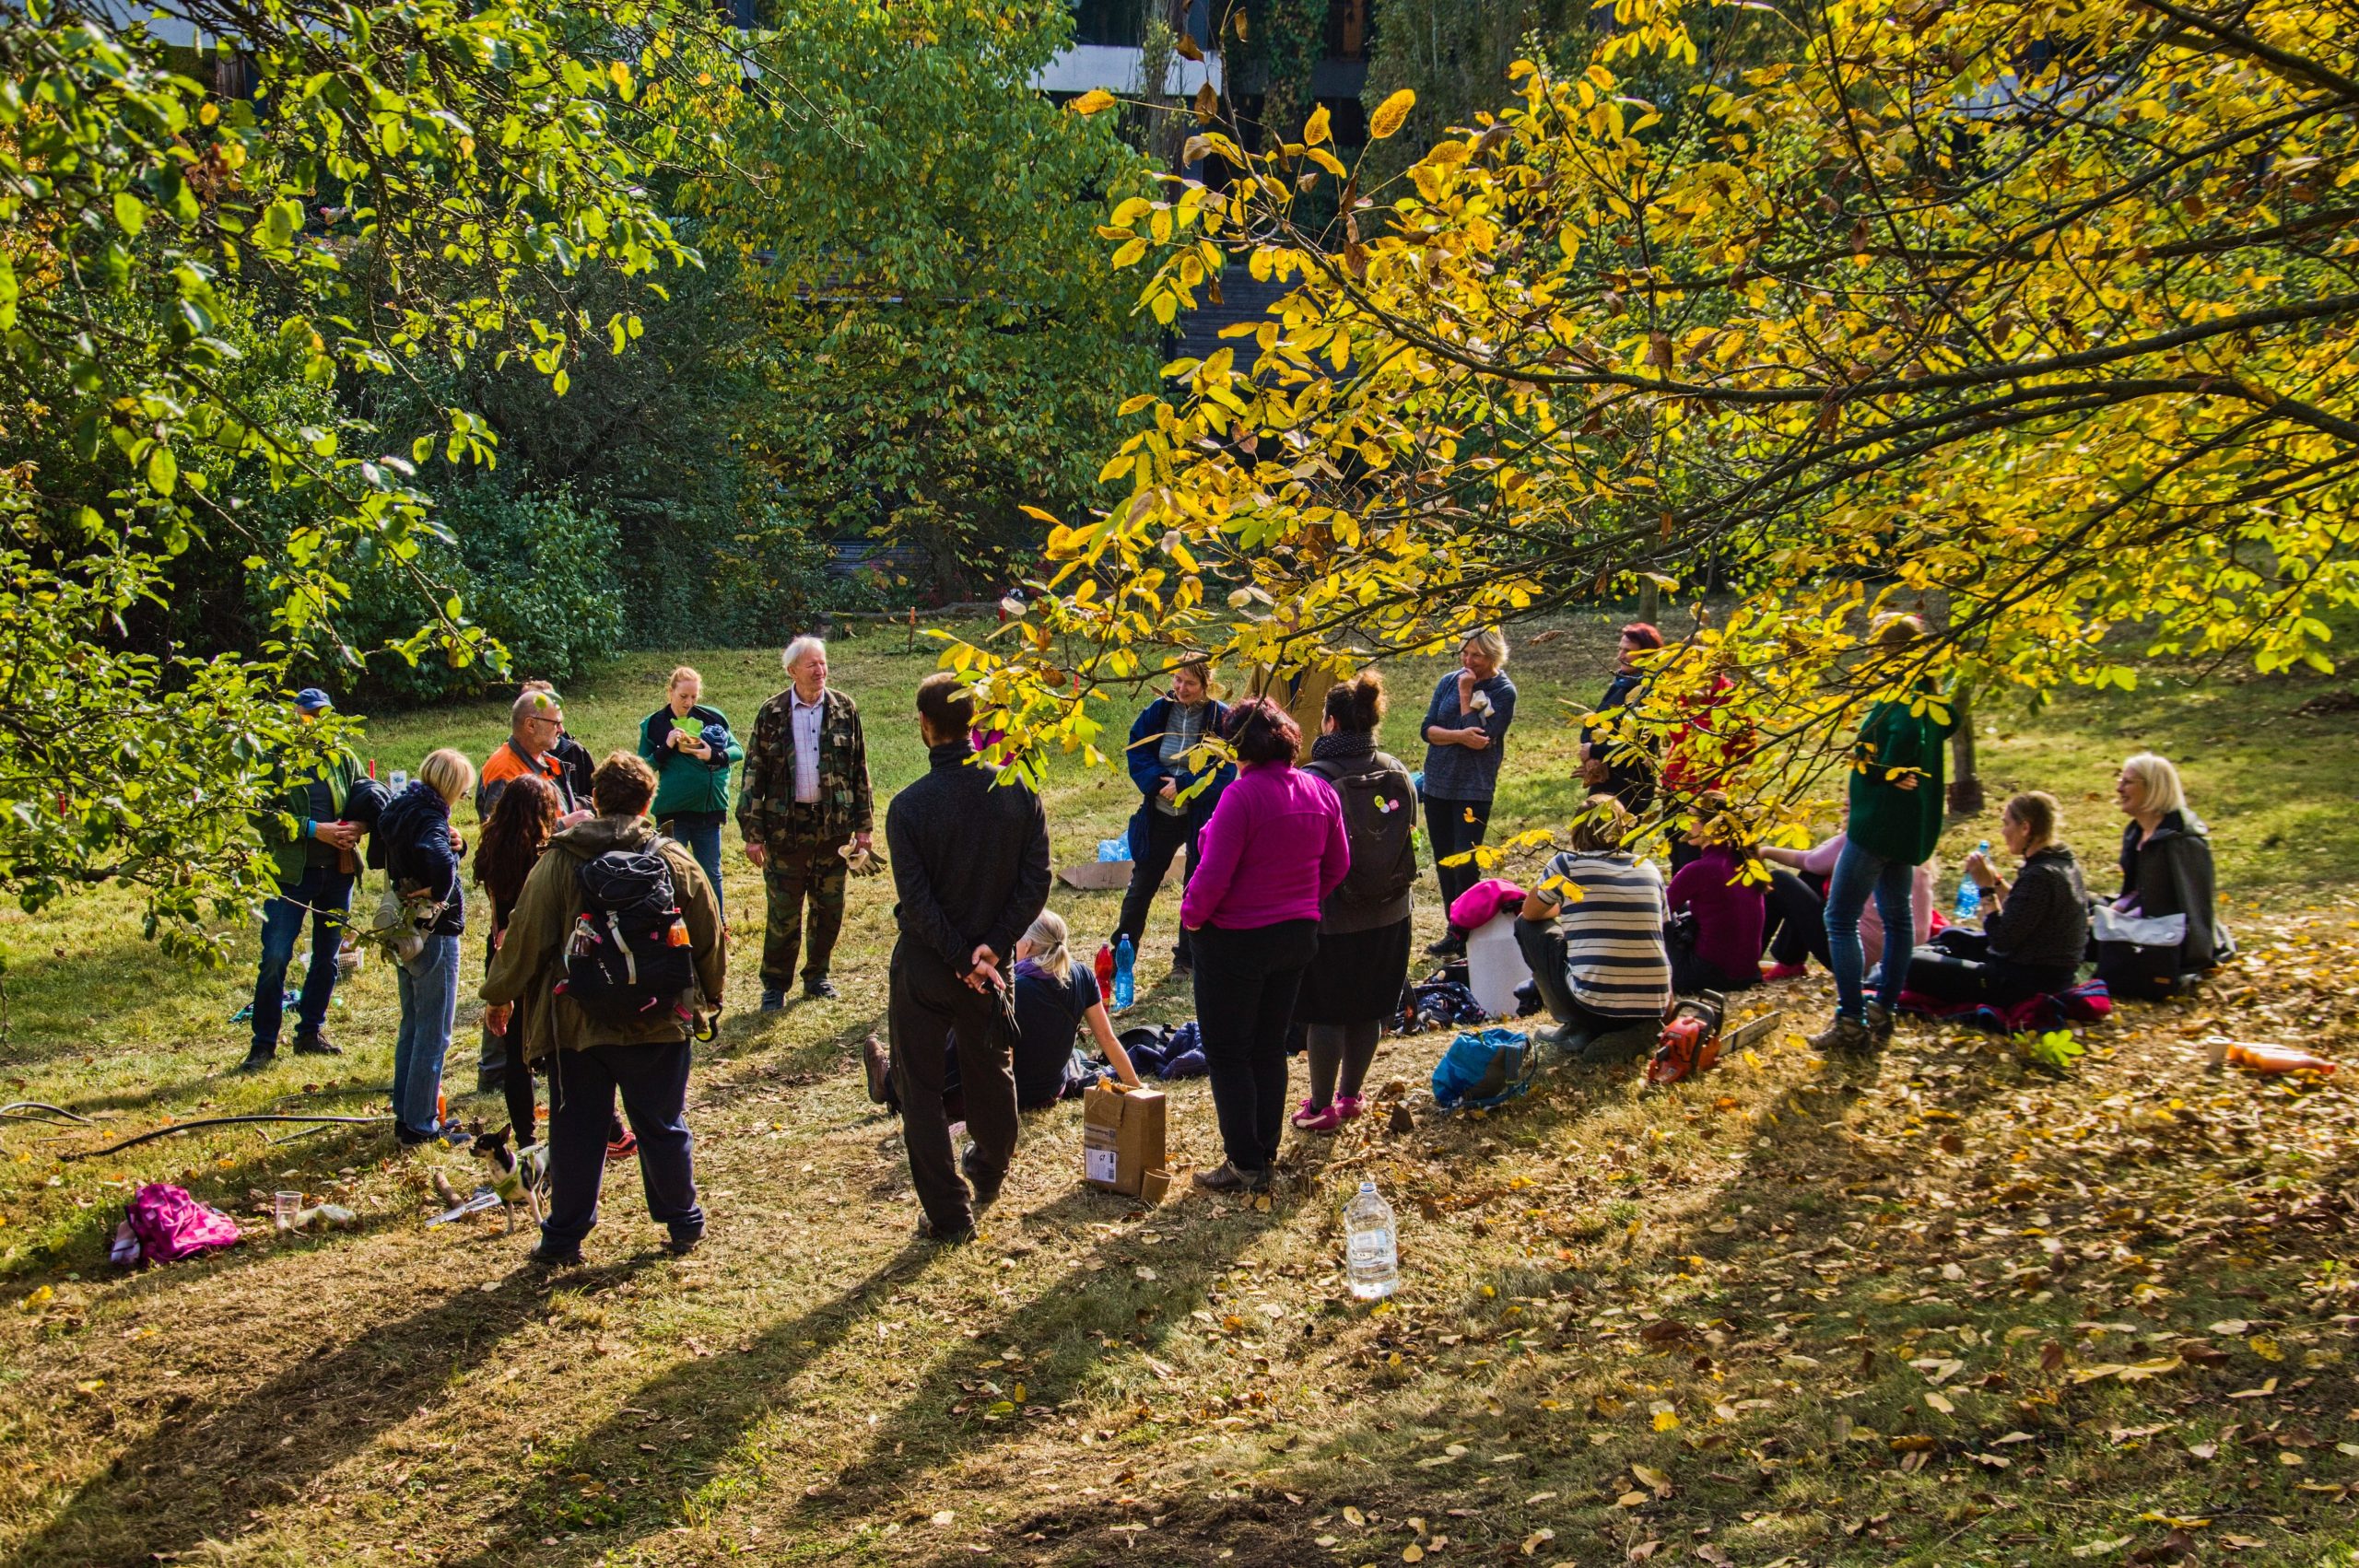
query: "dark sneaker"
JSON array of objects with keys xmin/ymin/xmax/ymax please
[
  {"xmin": 231, "ymin": 1047, "xmax": 276, "ymax": 1074},
  {"xmin": 1425, "ymin": 933, "xmax": 1466, "ymax": 960},
  {"xmin": 663, "ymin": 1227, "xmax": 703, "ymax": 1258},
  {"xmin": 1169, "ymin": 951, "xmax": 1192, "ymax": 981},
  {"xmin": 804, "ymin": 975, "xmax": 839, "ymax": 1000},
  {"xmin": 863, "ymin": 1033, "xmax": 892, "ymax": 1106},
  {"xmin": 528, "ymin": 1241, "xmax": 584, "ymax": 1270},
  {"xmin": 1810, "ymin": 1014, "xmax": 1876, "ymax": 1056},
  {"xmin": 1864, "ymin": 1000, "xmax": 1896, "ymax": 1043},
  {"xmin": 759, "ymin": 989, "xmax": 786, "ymax": 1012},
  {"xmin": 289, "ymin": 1031, "xmax": 342, "ymax": 1058},
  {"xmin": 917, "ymin": 1215, "xmax": 975, "ymax": 1246},
  {"xmin": 1191, "ymin": 1161, "xmax": 1271, "ymax": 1193}
]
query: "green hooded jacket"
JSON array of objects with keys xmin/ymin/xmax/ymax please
[{"xmin": 1844, "ymin": 682, "xmax": 1961, "ymax": 866}]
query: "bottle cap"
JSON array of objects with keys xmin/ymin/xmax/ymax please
[{"xmin": 1359, "ymin": 1179, "xmax": 1377, "ymax": 1193}]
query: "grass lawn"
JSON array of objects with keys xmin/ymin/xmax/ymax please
[{"xmin": 1, "ymin": 614, "xmax": 2355, "ymax": 1566}]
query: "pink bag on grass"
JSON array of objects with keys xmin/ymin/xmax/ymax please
[{"xmin": 113, "ymin": 1184, "xmax": 242, "ymax": 1267}]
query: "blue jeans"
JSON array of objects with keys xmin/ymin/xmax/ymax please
[
  {"xmin": 391, "ymin": 933, "xmax": 462, "ymax": 1141},
  {"xmin": 252, "ymin": 866, "xmax": 353, "ymax": 1051},
  {"xmin": 660, "ymin": 812, "xmax": 726, "ymax": 918},
  {"xmin": 541, "ymin": 1039, "xmax": 703, "ymax": 1250},
  {"xmin": 1824, "ymin": 839, "xmax": 1916, "ymax": 1020}
]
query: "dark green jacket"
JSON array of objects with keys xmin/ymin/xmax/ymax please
[
  {"xmin": 259, "ymin": 745, "xmax": 367, "ymax": 889},
  {"xmin": 639, "ymin": 703, "xmax": 744, "ymax": 819},
  {"xmin": 1844, "ymin": 682, "xmax": 1959, "ymax": 866},
  {"xmin": 736, "ymin": 686, "xmax": 874, "ymax": 847}
]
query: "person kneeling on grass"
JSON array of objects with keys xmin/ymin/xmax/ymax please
[
  {"xmin": 481, "ymin": 751, "xmax": 725, "ymax": 1268},
  {"xmin": 1514, "ymin": 794, "xmax": 1673, "ymax": 1066}
]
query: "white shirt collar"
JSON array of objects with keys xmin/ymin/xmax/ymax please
[{"xmin": 790, "ymin": 686, "xmax": 827, "ymax": 712}]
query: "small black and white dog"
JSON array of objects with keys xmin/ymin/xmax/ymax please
[{"xmin": 470, "ymin": 1123, "xmax": 547, "ymax": 1233}]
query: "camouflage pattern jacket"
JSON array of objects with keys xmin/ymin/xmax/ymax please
[{"xmin": 736, "ymin": 686, "xmax": 874, "ymax": 847}]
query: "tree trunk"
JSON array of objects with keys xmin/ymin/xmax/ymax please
[
  {"xmin": 1637, "ymin": 579, "xmax": 1661, "ymax": 626},
  {"xmin": 1946, "ymin": 685, "xmax": 1984, "ymax": 816}
]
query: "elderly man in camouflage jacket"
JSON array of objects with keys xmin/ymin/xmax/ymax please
[{"xmin": 738, "ymin": 636, "xmax": 874, "ymax": 1007}]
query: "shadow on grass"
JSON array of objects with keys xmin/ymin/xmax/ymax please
[{"xmin": 11, "ymin": 1256, "xmax": 638, "ymax": 1568}]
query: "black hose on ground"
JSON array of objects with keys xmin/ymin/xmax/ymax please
[{"xmin": 62, "ymin": 1114, "xmax": 391, "ymax": 1161}]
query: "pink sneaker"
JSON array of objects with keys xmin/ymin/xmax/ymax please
[
  {"xmin": 1334, "ymin": 1094, "xmax": 1367, "ymax": 1123},
  {"xmin": 1290, "ymin": 1100, "xmax": 1347, "ymax": 1133},
  {"xmin": 1761, "ymin": 961, "xmax": 1808, "ymax": 982}
]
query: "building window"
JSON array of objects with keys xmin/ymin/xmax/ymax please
[
  {"xmin": 1071, "ymin": 0, "xmax": 1145, "ymax": 48},
  {"xmin": 1327, "ymin": 0, "xmax": 1367, "ymax": 61}
]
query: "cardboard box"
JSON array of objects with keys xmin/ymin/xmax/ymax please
[
  {"xmin": 1054, "ymin": 857, "xmax": 1185, "ymax": 892},
  {"xmin": 1082, "ymin": 1083, "xmax": 1167, "ymax": 1197}
]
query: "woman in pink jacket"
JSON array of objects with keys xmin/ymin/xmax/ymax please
[{"xmin": 1180, "ymin": 697, "xmax": 1350, "ymax": 1191}]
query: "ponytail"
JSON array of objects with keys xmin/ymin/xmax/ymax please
[{"xmin": 1024, "ymin": 909, "xmax": 1074, "ymax": 983}]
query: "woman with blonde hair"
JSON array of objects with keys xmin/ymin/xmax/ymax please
[
  {"xmin": 2108, "ymin": 752, "xmax": 2231, "ymax": 989},
  {"xmin": 381, "ymin": 747, "xmax": 476, "ymax": 1146},
  {"xmin": 1116, "ymin": 658, "xmax": 1232, "ymax": 979},
  {"xmin": 1421, "ymin": 626, "xmax": 1518, "ymax": 956},
  {"xmin": 1009, "ymin": 910, "xmax": 1141, "ymax": 1107},
  {"xmin": 638, "ymin": 663, "xmax": 742, "ymax": 916},
  {"xmin": 1908, "ymin": 790, "xmax": 2091, "ymax": 1006}
]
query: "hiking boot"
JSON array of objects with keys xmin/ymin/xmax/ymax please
[
  {"xmin": 759, "ymin": 988, "xmax": 786, "ymax": 1012},
  {"xmin": 1865, "ymin": 1000, "xmax": 1896, "ymax": 1043},
  {"xmin": 862, "ymin": 1033, "xmax": 892, "ymax": 1106},
  {"xmin": 289, "ymin": 1030, "xmax": 343, "ymax": 1057},
  {"xmin": 663, "ymin": 1226, "xmax": 703, "ymax": 1258},
  {"xmin": 528, "ymin": 1240, "xmax": 584, "ymax": 1270},
  {"xmin": 1810, "ymin": 1013, "xmax": 1876, "ymax": 1056},
  {"xmin": 917, "ymin": 1215, "xmax": 975, "ymax": 1246},
  {"xmin": 960, "ymin": 1150, "xmax": 1004, "ymax": 1212},
  {"xmin": 804, "ymin": 975, "xmax": 839, "ymax": 1000},
  {"xmin": 231, "ymin": 1046, "xmax": 276, "ymax": 1074},
  {"xmin": 1169, "ymin": 949, "xmax": 1192, "ymax": 981},
  {"xmin": 1536, "ymin": 1023, "xmax": 1593, "ymax": 1061},
  {"xmin": 1425, "ymin": 933, "xmax": 1466, "ymax": 960},
  {"xmin": 1578, "ymin": 1023, "xmax": 1657, "ymax": 1068},
  {"xmin": 1191, "ymin": 1161, "xmax": 1271, "ymax": 1193}
]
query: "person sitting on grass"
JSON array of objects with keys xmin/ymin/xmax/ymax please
[
  {"xmin": 1664, "ymin": 794, "xmax": 1765, "ymax": 995},
  {"xmin": 1515, "ymin": 794, "xmax": 1672, "ymax": 1065},
  {"xmin": 482, "ymin": 751, "xmax": 725, "ymax": 1268},
  {"xmin": 1907, "ymin": 790, "xmax": 2090, "ymax": 1008},
  {"xmin": 1755, "ymin": 829, "xmax": 1934, "ymax": 981},
  {"xmin": 2109, "ymin": 751, "xmax": 2234, "ymax": 987}
]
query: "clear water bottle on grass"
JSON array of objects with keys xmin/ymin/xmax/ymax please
[
  {"xmin": 1954, "ymin": 839, "xmax": 1990, "ymax": 925},
  {"xmin": 1113, "ymin": 934, "xmax": 1135, "ymax": 1011},
  {"xmin": 1344, "ymin": 1179, "xmax": 1399, "ymax": 1300}
]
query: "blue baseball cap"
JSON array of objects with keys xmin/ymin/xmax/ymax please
[{"xmin": 294, "ymin": 687, "xmax": 334, "ymax": 712}]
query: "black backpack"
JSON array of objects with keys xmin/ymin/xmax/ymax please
[
  {"xmin": 1305, "ymin": 755, "xmax": 1419, "ymax": 914},
  {"xmin": 558, "ymin": 842, "xmax": 697, "ymax": 1024}
]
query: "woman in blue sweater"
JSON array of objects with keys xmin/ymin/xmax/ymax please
[
  {"xmin": 1421, "ymin": 627, "xmax": 1518, "ymax": 957},
  {"xmin": 381, "ymin": 748, "xmax": 476, "ymax": 1146},
  {"xmin": 1114, "ymin": 660, "xmax": 1233, "ymax": 978}
]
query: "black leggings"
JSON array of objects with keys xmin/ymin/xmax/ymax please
[
  {"xmin": 1192, "ymin": 919, "xmax": 1318, "ymax": 1171},
  {"xmin": 1762, "ymin": 870, "xmax": 1831, "ymax": 966},
  {"xmin": 1426, "ymin": 795, "xmax": 1493, "ymax": 921},
  {"xmin": 1905, "ymin": 930, "xmax": 2076, "ymax": 1009},
  {"xmin": 1305, "ymin": 1021, "xmax": 1380, "ymax": 1108}
]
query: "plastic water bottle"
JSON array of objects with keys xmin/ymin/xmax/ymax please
[
  {"xmin": 1954, "ymin": 840, "xmax": 1990, "ymax": 924},
  {"xmin": 1344, "ymin": 1180, "xmax": 1399, "ymax": 1299},
  {"xmin": 1112, "ymin": 934, "xmax": 1135, "ymax": 1011},
  {"xmin": 1095, "ymin": 942, "xmax": 1115, "ymax": 998},
  {"xmin": 389, "ymin": 767, "xmax": 409, "ymax": 792}
]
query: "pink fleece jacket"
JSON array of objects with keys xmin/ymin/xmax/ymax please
[{"xmin": 1180, "ymin": 761, "xmax": 1350, "ymax": 931}]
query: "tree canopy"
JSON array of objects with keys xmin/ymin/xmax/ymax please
[
  {"xmin": 958, "ymin": 0, "xmax": 2359, "ymax": 832},
  {"xmin": 0, "ymin": 0, "xmax": 737, "ymax": 949}
]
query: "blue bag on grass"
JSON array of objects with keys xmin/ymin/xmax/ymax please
[{"xmin": 1431, "ymin": 1027, "xmax": 1535, "ymax": 1111}]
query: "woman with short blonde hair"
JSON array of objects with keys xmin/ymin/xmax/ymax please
[
  {"xmin": 2108, "ymin": 751, "xmax": 2230, "ymax": 990},
  {"xmin": 640, "ymin": 664, "xmax": 742, "ymax": 918},
  {"xmin": 1421, "ymin": 626, "xmax": 1519, "ymax": 955}
]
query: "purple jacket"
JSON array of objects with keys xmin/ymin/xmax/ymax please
[
  {"xmin": 1666, "ymin": 843, "xmax": 1766, "ymax": 982},
  {"xmin": 1180, "ymin": 762, "xmax": 1350, "ymax": 931}
]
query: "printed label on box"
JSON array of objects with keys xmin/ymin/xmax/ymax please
[{"xmin": 1085, "ymin": 1147, "xmax": 1119, "ymax": 1184}]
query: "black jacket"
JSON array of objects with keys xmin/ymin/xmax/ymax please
[
  {"xmin": 1986, "ymin": 845, "xmax": 2089, "ymax": 971},
  {"xmin": 2118, "ymin": 811, "xmax": 2231, "ymax": 971},
  {"xmin": 886, "ymin": 741, "xmax": 1051, "ymax": 972},
  {"xmin": 380, "ymin": 781, "xmax": 465, "ymax": 937},
  {"xmin": 553, "ymin": 733, "xmax": 596, "ymax": 807}
]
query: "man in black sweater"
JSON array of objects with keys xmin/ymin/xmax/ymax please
[{"xmin": 886, "ymin": 672, "xmax": 1051, "ymax": 1241}]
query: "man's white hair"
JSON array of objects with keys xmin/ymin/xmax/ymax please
[{"xmin": 782, "ymin": 635, "xmax": 827, "ymax": 674}]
